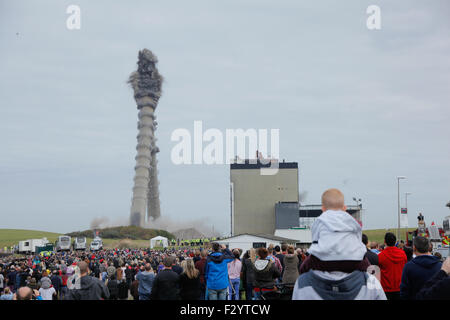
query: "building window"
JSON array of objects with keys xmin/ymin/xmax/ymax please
[
  {"xmin": 299, "ymin": 217, "xmax": 316, "ymax": 229},
  {"xmin": 252, "ymin": 242, "xmax": 266, "ymax": 249}
]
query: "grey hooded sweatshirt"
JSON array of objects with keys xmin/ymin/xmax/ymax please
[{"xmin": 292, "ymin": 270, "xmax": 386, "ymax": 300}]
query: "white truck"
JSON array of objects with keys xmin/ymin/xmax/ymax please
[
  {"xmin": 18, "ymin": 240, "xmax": 31, "ymax": 253},
  {"xmin": 90, "ymin": 237, "xmax": 103, "ymax": 251},
  {"xmin": 18, "ymin": 238, "xmax": 49, "ymax": 254},
  {"xmin": 55, "ymin": 235, "xmax": 72, "ymax": 251},
  {"xmin": 73, "ymin": 237, "xmax": 87, "ymax": 250}
]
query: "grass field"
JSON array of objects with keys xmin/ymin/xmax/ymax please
[
  {"xmin": 362, "ymin": 228, "xmax": 416, "ymax": 244},
  {"xmin": 0, "ymin": 229, "xmax": 62, "ymax": 249},
  {"xmin": 0, "ymin": 229, "xmax": 153, "ymax": 250},
  {"xmin": 1, "ymin": 228, "xmax": 417, "ymax": 251}
]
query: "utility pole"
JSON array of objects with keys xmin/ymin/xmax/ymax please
[{"xmin": 396, "ymin": 176, "xmax": 406, "ymax": 241}]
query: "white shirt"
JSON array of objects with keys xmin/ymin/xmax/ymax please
[
  {"xmin": 39, "ymin": 287, "xmax": 56, "ymax": 300},
  {"xmin": 0, "ymin": 274, "xmax": 4, "ymax": 288}
]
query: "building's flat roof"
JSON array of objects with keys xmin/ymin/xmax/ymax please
[
  {"xmin": 230, "ymin": 160, "xmax": 298, "ymax": 170},
  {"xmin": 217, "ymin": 233, "xmax": 297, "ymax": 243}
]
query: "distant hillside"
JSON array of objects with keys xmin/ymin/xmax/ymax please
[
  {"xmin": 0, "ymin": 229, "xmax": 61, "ymax": 248},
  {"xmin": 172, "ymin": 228, "xmax": 205, "ymax": 240},
  {"xmin": 67, "ymin": 226, "xmax": 175, "ymax": 240}
]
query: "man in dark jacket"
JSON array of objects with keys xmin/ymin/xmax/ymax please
[
  {"xmin": 150, "ymin": 257, "xmax": 180, "ymax": 300},
  {"xmin": 50, "ymin": 270, "xmax": 62, "ymax": 300},
  {"xmin": 362, "ymin": 234, "xmax": 378, "ymax": 266},
  {"xmin": 205, "ymin": 243, "xmax": 234, "ymax": 300},
  {"xmin": 400, "ymin": 236, "xmax": 442, "ymax": 300},
  {"xmin": 241, "ymin": 250, "xmax": 256, "ymax": 300},
  {"xmin": 274, "ymin": 245, "xmax": 285, "ymax": 280},
  {"xmin": 65, "ymin": 261, "xmax": 109, "ymax": 300},
  {"xmin": 416, "ymin": 256, "xmax": 450, "ymax": 300},
  {"xmin": 194, "ymin": 250, "xmax": 208, "ymax": 300}
]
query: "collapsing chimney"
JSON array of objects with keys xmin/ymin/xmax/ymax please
[{"xmin": 128, "ymin": 49, "xmax": 163, "ymax": 227}]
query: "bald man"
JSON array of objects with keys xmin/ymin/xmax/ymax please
[
  {"xmin": 15, "ymin": 286, "xmax": 33, "ymax": 300},
  {"xmin": 321, "ymin": 188, "xmax": 347, "ymax": 212}
]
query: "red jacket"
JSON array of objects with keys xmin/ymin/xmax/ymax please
[{"xmin": 378, "ymin": 246, "xmax": 407, "ymax": 292}]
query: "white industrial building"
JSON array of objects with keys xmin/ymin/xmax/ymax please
[
  {"xmin": 229, "ymin": 158, "xmax": 363, "ymax": 249},
  {"xmin": 215, "ymin": 234, "xmax": 297, "ymax": 254}
]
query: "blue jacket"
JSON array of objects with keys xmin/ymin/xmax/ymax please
[
  {"xmin": 400, "ymin": 255, "xmax": 442, "ymax": 300},
  {"xmin": 205, "ymin": 249, "xmax": 234, "ymax": 290}
]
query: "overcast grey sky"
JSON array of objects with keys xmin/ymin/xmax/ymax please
[{"xmin": 1, "ymin": 0, "xmax": 449, "ymax": 235}]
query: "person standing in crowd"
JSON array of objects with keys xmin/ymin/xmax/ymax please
[
  {"xmin": 274, "ymin": 245, "xmax": 285, "ymax": 279},
  {"xmin": 252, "ymin": 247, "xmax": 281, "ymax": 300},
  {"xmin": 292, "ymin": 189, "xmax": 386, "ymax": 300},
  {"xmin": 193, "ymin": 250, "xmax": 201, "ymax": 264},
  {"xmin": 27, "ymin": 278, "xmax": 38, "ymax": 291},
  {"xmin": 39, "ymin": 276, "xmax": 56, "ymax": 300},
  {"xmin": 150, "ymin": 257, "xmax": 180, "ymax": 300},
  {"xmin": 282, "ymin": 245, "xmax": 299, "ymax": 286},
  {"xmin": 362, "ymin": 234, "xmax": 379, "ymax": 266},
  {"xmin": 179, "ymin": 259, "xmax": 201, "ymax": 300},
  {"xmin": 51, "ymin": 270, "xmax": 62, "ymax": 300},
  {"xmin": 136, "ymin": 263, "xmax": 155, "ymax": 300},
  {"xmin": 130, "ymin": 277, "xmax": 140, "ymax": 300},
  {"xmin": 227, "ymin": 249, "xmax": 242, "ymax": 300},
  {"xmin": 403, "ymin": 246, "xmax": 414, "ymax": 262},
  {"xmin": 60, "ymin": 270, "xmax": 68, "ymax": 300},
  {"xmin": 195, "ymin": 249, "xmax": 208, "ymax": 300},
  {"xmin": 106, "ymin": 268, "xmax": 119, "ymax": 300},
  {"xmin": 7, "ymin": 267, "xmax": 16, "ymax": 292},
  {"xmin": 400, "ymin": 236, "xmax": 442, "ymax": 300},
  {"xmin": 205, "ymin": 243, "xmax": 234, "ymax": 300},
  {"xmin": 416, "ymin": 257, "xmax": 450, "ymax": 300},
  {"xmin": 0, "ymin": 287, "xmax": 14, "ymax": 300},
  {"xmin": 241, "ymin": 248, "xmax": 256, "ymax": 300},
  {"xmin": 65, "ymin": 261, "xmax": 109, "ymax": 300},
  {"xmin": 378, "ymin": 232, "xmax": 407, "ymax": 300},
  {"xmin": 172, "ymin": 257, "xmax": 183, "ymax": 275},
  {"xmin": 15, "ymin": 286, "xmax": 35, "ymax": 300},
  {"xmin": 267, "ymin": 244, "xmax": 283, "ymax": 275},
  {"xmin": 116, "ymin": 268, "xmax": 129, "ymax": 300},
  {"xmin": 38, "ymin": 270, "xmax": 52, "ymax": 292},
  {"xmin": 370, "ymin": 242, "xmax": 380, "ymax": 254}
]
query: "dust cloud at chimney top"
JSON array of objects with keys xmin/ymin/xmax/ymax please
[{"xmin": 128, "ymin": 49, "xmax": 163, "ymax": 227}]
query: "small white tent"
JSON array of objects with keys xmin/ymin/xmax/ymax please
[{"xmin": 150, "ymin": 236, "xmax": 169, "ymax": 249}]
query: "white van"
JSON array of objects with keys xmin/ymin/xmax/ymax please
[{"xmin": 90, "ymin": 237, "xmax": 103, "ymax": 251}]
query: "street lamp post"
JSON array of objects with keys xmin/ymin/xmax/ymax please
[
  {"xmin": 397, "ymin": 176, "xmax": 406, "ymax": 241},
  {"xmin": 405, "ymin": 192, "xmax": 412, "ymax": 242}
]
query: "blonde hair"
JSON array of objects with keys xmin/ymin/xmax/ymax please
[
  {"xmin": 249, "ymin": 248, "xmax": 256, "ymax": 263},
  {"xmin": 181, "ymin": 259, "xmax": 199, "ymax": 279}
]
